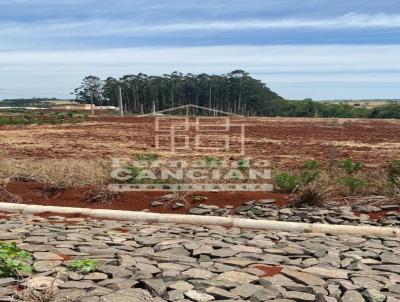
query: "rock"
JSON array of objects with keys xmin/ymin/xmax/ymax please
[
  {"xmin": 282, "ymin": 268, "xmax": 325, "ymax": 286},
  {"xmin": 83, "ymin": 272, "xmax": 108, "ymax": 281},
  {"xmin": 182, "ymin": 268, "xmax": 214, "ymax": 279},
  {"xmin": 381, "ymin": 252, "xmax": 400, "ymax": 264},
  {"xmin": 136, "ymin": 263, "xmax": 161, "ymax": 274},
  {"xmin": 205, "ymin": 286, "xmax": 237, "ymax": 300},
  {"xmin": 184, "ymin": 290, "xmax": 215, "ymax": 301},
  {"xmin": 341, "ymin": 290, "xmax": 365, "ymax": 302},
  {"xmin": 216, "ymin": 271, "xmax": 258, "ymax": 284},
  {"xmin": 351, "ymin": 277, "xmax": 383, "ymax": 290},
  {"xmin": 163, "ymin": 289, "xmax": 184, "ymax": 301},
  {"xmin": 27, "ymin": 276, "xmax": 63, "ymax": 290},
  {"xmin": 33, "ymin": 252, "xmax": 64, "ymax": 260},
  {"xmin": 100, "ymin": 288, "xmax": 153, "ymax": 302},
  {"xmin": 371, "ymin": 265, "xmax": 400, "ymax": 274},
  {"xmin": 361, "ymin": 289, "xmax": 385, "ymax": 302},
  {"xmin": 33, "ymin": 260, "xmax": 62, "ymax": 272},
  {"xmin": 0, "ymin": 278, "xmax": 17, "ymax": 287},
  {"xmin": 231, "ymin": 283, "xmax": 264, "ymax": 298},
  {"xmin": 188, "ymin": 208, "xmax": 212, "ymax": 215},
  {"xmin": 304, "ymin": 266, "xmax": 348, "ymax": 279},
  {"xmin": 99, "ymin": 265, "xmax": 133, "ymax": 278},
  {"xmin": 189, "ymin": 279, "xmax": 238, "ymax": 290},
  {"xmin": 141, "ymin": 279, "xmax": 166, "ymax": 296},
  {"xmin": 171, "ymin": 202, "xmax": 186, "ymax": 209},
  {"xmin": 168, "ymin": 281, "xmax": 194, "ymax": 291},
  {"xmin": 250, "ymin": 288, "xmax": 281, "ymax": 301},
  {"xmin": 211, "ymin": 248, "xmax": 240, "ymax": 258},
  {"xmin": 285, "ymin": 291, "xmax": 315, "ymax": 301},
  {"xmin": 59, "ymin": 281, "xmax": 96, "ymax": 289}
]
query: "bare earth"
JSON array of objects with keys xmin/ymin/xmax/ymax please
[{"xmin": 1, "ymin": 116, "xmax": 399, "ymax": 168}]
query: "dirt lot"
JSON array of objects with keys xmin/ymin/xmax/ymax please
[
  {"xmin": 0, "ymin": 116, "xmax": 399, "ymax": 167},
  {"xmin": 1, "ymin": 116, "xmax": 399, "ymax": 213}
]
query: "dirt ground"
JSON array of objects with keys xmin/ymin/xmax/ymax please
[
  {"xmin": 0, "ymin": 116, "xmax": 399, "ymax": 168},
  {"xmin": 1, "ymin": 116, "xmax": 399, "ymax": 212}
]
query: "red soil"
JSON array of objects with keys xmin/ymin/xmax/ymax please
[
  {"xmin": 1, "ymin": 116, "xmax": 399, "ymax": 168},
  {"xmin": 5, "ymin": 181, "xmax": 288, "ymax": 214}
]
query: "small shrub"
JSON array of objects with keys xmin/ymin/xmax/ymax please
[
  {"xmin": 339, "ymin": 159, "xmax": 364, "ymax": 175},
  {"xmin": 68, "ymin": 259, "xmax": 98, "ymax": 274},
  {"xmin": 136, "ymin": 153, "xmax": 159, "ymax": 161},
  {"xmin": 303, "ymin": 160, "xmax": 322, "ymax": 170},
  {"xmin": 275, "ymin": 172, "xmax": 301, "ymax": 193},
  {"xmin": 294, "ymin": 182, "xmax": 328, "ymax": 207},
  {"xmin": 338, "ymin": 176, "xmax": 367, "ymax": 195},
  {"xmin": 0, "ymin": 242, "xmax": 33, "ymax": 277}
]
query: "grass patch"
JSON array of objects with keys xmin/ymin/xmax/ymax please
[
  {"xmin": 68, "ymin": 259, "xmax": 98, "ymax": 274},
  {"xmin": 0, "ymin": 242, "xmax": 33, "ymax": 277}
]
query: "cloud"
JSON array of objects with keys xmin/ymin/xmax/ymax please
[
  {"xmin": 1, "ymin": 44, "xmax": 400, "ymax": 100},
  {"xmin": 1, "ymin": 13, "xmax": 400, "ymax": 41}
]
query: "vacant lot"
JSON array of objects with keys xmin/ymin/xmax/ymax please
[
  {"xmin": 1, "ymin": 116, "xmax": 399, "ymax": 215},
  {"xmin": 1, "ymin": 116, "xmax": 399, "ymax": 168}
]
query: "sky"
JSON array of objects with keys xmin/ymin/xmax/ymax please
[{"xmin": 0, "ymin": 0, "xmax": 400, "ymax": 100}]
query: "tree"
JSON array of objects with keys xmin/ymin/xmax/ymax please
[{"xmin": 73, "ymin": 76, "xmax": 104, "ymax": 106}]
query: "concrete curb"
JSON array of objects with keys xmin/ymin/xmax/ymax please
[{"xmin": 0, "ymin": 202, "xmax": 399, "ymax": 237}]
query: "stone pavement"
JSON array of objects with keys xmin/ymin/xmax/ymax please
[{"xmin": 0, "ymin": 212, "xmax": 400, "ymax": 301}]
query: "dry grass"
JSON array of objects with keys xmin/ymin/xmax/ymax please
[
  {"xmin": 84, "ymin": 185, "xmax": 120, "ymax": 204},
  {"xmin": 0, "ymin": 177, "xmax": 22, "ymax": 203},
  {"xmin": 0, "ymin": 158, "xmax": 111, "ymax": 190},
  {"xmin": 293, "ymin": 177, "xmax": 331, "ymax": 207}
]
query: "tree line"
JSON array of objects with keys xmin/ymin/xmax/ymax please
[
  {"xmin": 73, "ymin": 70, "xmax": 282, "ymax": 116},
  {"xmin": 73, "ymin": 71, "xmax": 400, "ymax": 118}
]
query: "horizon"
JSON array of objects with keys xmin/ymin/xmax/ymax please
[{"xmin": 0, "ymin": 0, "xmax": 399, "ymax": 100}]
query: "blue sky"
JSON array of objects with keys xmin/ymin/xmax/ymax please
[{"xmin": 0, "ymin": 0, "xmax": 400, "ymax": 100}]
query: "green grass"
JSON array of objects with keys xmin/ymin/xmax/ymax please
[
  {"xmin": 68, "ymin": 259, "xmax": 98, "ymax": 274},
  {"xmin": 0, "ymin": 242, "xmax": 33, "ymax": 277}
]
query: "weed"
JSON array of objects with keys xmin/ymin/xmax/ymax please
[
  {"xmin": 302, "ymin": 160, "xmax": 322, "ymax": 170},
  {"xmin": 338, "ymin": 176, "xmax": 367, "ymax": 195},
  {"xmin": 275, "ymin": 160, "xmax": 321, "ymax": 193},
  {"xmin": 0, "ymin": 242, "xmax": 33, "ymax": 277},
  {"xmin": 68, "ymin": 259, "xmax": 98, "ymax": 274},
  {"xmin": 339, "ymin": 159, "xmax": 364, "ymax": 175},
  {"xmin": 294, "ymin": 182, "xmax": 329, "ymax": 207},
  {"xmin": 275, "ymin": 172, "xmax": 301, "ymax": 193}
]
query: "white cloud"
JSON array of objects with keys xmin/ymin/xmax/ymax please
[
  {"xmin": 1, "ymin": 45, "xmax": 399, "ymax": 99},
  {"xmin": 1, "ymin": 13, "xmax": 400, "ymax": 43}
]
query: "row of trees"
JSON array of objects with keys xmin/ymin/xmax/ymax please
[
  {"xmin": 264, "ymin": 99, "xmax": 400, "ymax": 119},
  {"xmin": 73, "ymin": 71, "xmax": 400, "ymax": 118},
  {"xmin": 73, "ymin": 70, "xmax": 282, "ymax": 115}
]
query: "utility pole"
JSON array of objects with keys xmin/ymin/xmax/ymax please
[
  {"xmin": 90, "ymin": 94, "xmax": 95, "ymax": 115},
  {"xmin": 118, "ymin": 86, "xmax": 124, "ymax": 117}
]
